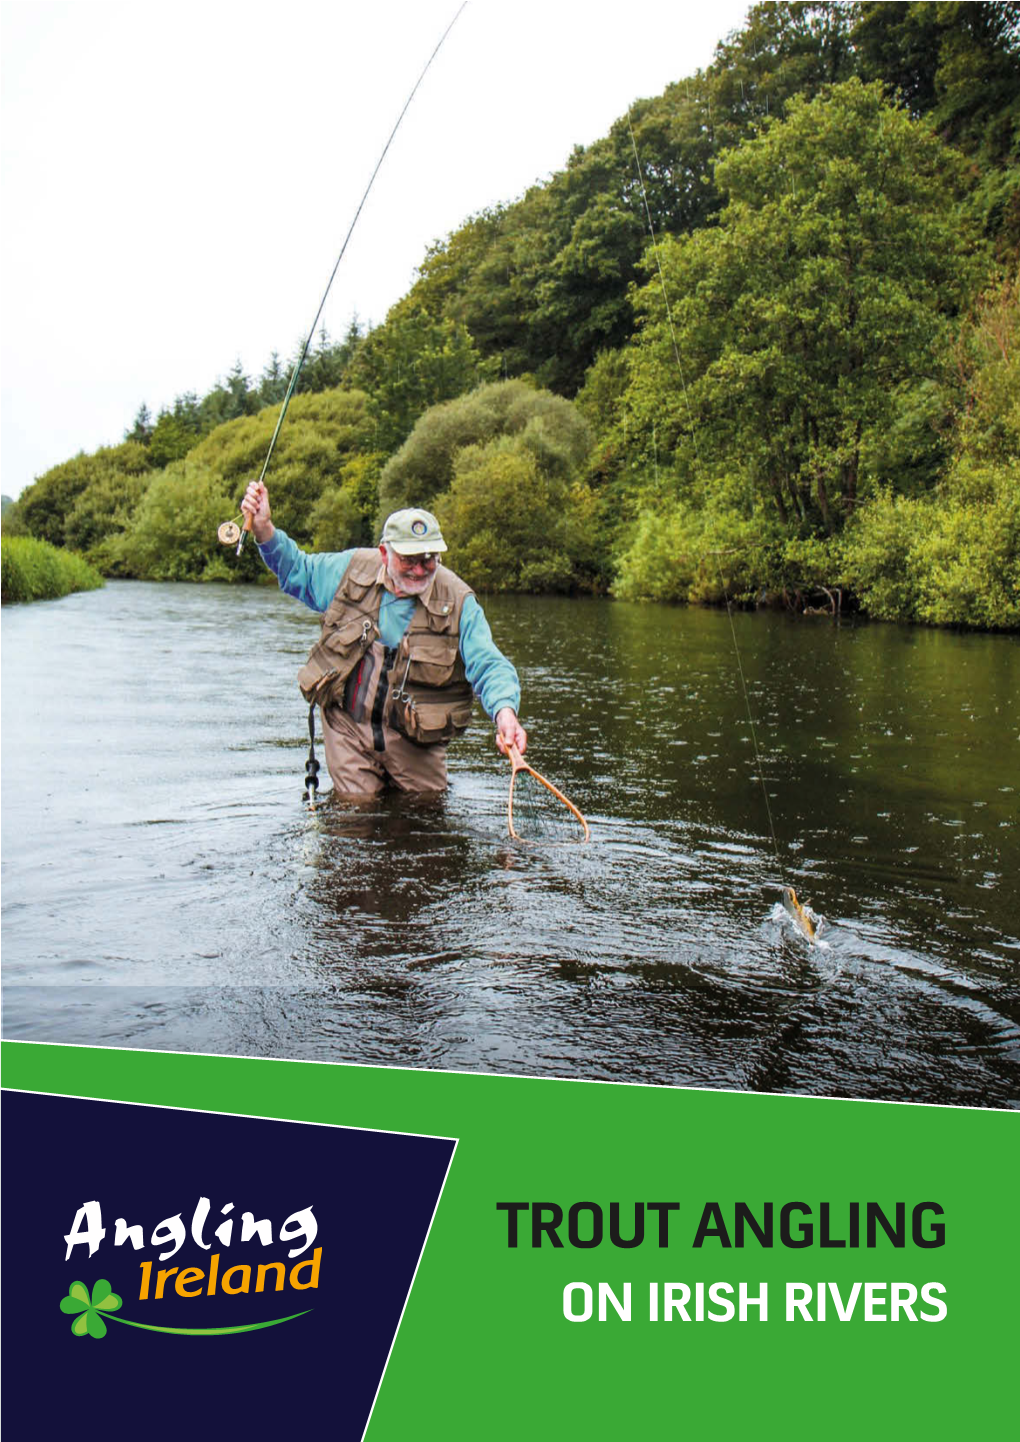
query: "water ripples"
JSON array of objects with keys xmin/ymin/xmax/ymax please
[{"xmin": 2, "ymin": 583, "xmax": 1018, "ymax": 1106}]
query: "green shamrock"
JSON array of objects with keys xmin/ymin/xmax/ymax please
[{"xmin": 59, "ymin": 1279, "xmax": 123, "ymax": 1338}]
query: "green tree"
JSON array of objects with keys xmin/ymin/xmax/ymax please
[
  {"xmin": 188, "ymin": 387, "xmax": 375, "ymax": 547},
  {"xmin": 621, "ymin": 80, "xmax": 982, "ymax": 540},
  {"xmin": 16, "ymin": 442, "xmax": 152, "ymax": 547},
  {"xmin": 375, "ymin": 379, "xmax": 599, "ymax": 592},
  {"xmin": 348, "ymin": 306, "xmax": 492, "ymax": 453},
  {"xmin": 115, "ymin": 461, "xmax": 234, "ymax": 581},
  {"xmin": 295, "ymin": 321, "xmax": 363, "ymax": 394},
  {"xmin": 309, "ymin": 488, "xmax": 362, "ymax": 552},
  {"xmin": 435, "ymin": 440, "xmax": 597, "ymax": 593},
  {"xmin": 853, "ymin": 2, "xmax": 1020, "ymax": 260},
  {"xmin": 225, "ymin": 359, "xmax": 257, "ymax": 418},
  {"xmin": 399, "ymin": 5, "xmax": 858, "ymax": 398},
  {"xmin": 854, "ymin": 2, "xmax": 1020, "ymax": 159},
  {"xmin": 842, "ymin": 272, "xmax": 1020, "ymax": 628},
  {"xmin": 377, "ymin": 379, "xmax": 591, "ymax": 518},
  {"xmin": 408, "ymin": 211, "xmax": 508, "ymax": 322},
  {"xmin": 257, "ymin": 351, "xmax": 288, "ymax": 407},
  {"xmin": 125, "ymin": 403, "xmax": 154, "ymax": 445},
  {"xmin": 309, "ymin": 452, "xmax": 385, "ymax": 550},
  {"xmin": 149, "ymin": 410, "xmax": 198, "ymax": 468},
  {"xmin": 63, "ymin": 469, "xmax": 151, "ymax": 565},
  {"xmin": 0, "ymin": 499, "xmax": 28, "ymax": 536}
]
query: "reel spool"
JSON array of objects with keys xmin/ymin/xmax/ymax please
[{"xmin": 217, "ymin": 521, "xmax": 241, "ymax": 546}]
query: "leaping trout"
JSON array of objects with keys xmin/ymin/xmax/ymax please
[{"xmin": 781, "ymin": 886, "xmax": 817, "ymax": 943}]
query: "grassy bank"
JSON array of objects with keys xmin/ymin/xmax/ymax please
[{"xmin": 1, "ymin": 536, "xmax": 104, "ymax": 604}]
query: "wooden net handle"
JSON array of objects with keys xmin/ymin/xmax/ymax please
[{"xmin": 506, "ymin": 744, "xmax": 590, "ymax": 842}]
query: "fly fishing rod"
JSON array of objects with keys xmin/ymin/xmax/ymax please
[
  {"xmin": 218, "ymin": 2, "xmax": 468, "ymax": 558},
  {"xmin": 625, "ymin": 110, "xmax": 819, "ymax": 942},
  {"xmin": 215, "ymin": 4, "xmax": 467, "ymax": 810}
]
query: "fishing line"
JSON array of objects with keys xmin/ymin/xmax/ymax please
[
  {"xmin": 626, "ymin": 109, "xmax": 790, "ymax": 885},
  {"xmin": 715, "ymin": 552, "xmax": 782, "ymax": 867},
  {"xmin": 232, "ymin": 1, "xmax": 469, "ymax": 552}
]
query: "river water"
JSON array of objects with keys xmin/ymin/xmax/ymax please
[{"xmin": 2, "ymin": 580, "xmax": 1018, "ymax": 1106}]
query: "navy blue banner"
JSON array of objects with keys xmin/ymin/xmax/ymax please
[{"xmin": 2, "ymin": 1091, "xmax": 454, "ymax": 1440}]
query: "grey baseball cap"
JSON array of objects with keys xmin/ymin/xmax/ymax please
[{"xmin": 381, "ymin": 507, "xmax": 448, "ymax": 555}]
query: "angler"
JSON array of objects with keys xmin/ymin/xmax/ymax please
[{"xmin": 241, "ymin": 482, "xmax": 527, "ymax": 799}]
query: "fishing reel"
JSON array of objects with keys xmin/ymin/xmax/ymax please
[{"xmin": 217, "ymin": 479, "xmax": 262, "ymax": 554}]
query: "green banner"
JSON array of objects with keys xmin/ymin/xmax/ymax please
[{"xmin": 4, "ymin": 1041, "xmax": 1014, "ymax": 1438}]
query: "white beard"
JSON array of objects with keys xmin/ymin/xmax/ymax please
[{"xmin": 386, "ymin": 554, "xmax": 432, "ymax": 596}]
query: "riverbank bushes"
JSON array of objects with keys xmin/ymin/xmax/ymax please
[
  {"xmin": 842, "ymin": 465, "xmax": 1020, "ymax": 630},
  {"xmin": 839, "ymin": 272, "xmax": 1020, "ymax": 630},
  {"xmin": 378, "ymin": 381, "xmax": 602, "ymax": 591},
  {"xmin": 1, "ymin": 537, "xmax": 104, "ymax": 604}
]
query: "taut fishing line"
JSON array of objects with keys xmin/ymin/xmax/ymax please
[
  {"xmin": 221, "ymin": 1, "xmax": 469, "ymax": 554},
  {"xmin": 625, "ymin": 110, "xmax": 818, "ymax": 940}
]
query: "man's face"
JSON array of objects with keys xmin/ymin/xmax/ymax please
[{"xmin": 382, "ymin": 544, "xmax": 438, "ymax": 596}]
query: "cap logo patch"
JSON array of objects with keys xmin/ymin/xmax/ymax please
[{"xmin": 411, "ymin": 520, "xmax": 427, "ymax": 536}]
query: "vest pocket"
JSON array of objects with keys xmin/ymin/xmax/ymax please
[
  {"xmin": 326, "ymin": 615, "xmax": 377, "ymax": 651},
  {"xmin": 298, "ymin": 617, "xmax": 374, "ymax": 702},
  {"xmin": 323, "ymin": 575, "xmax": 376, "ymax": 622},
  {"xmin": 298, "ymin": 655, "xmax": 341, "ymax": 704},
  {"xmin": 390, "ymin": 695, "xmax": 474, "ymax": 745},
  {"xmin": 404, "ymin": 632, "xmax": 457, "ymax": 687}
]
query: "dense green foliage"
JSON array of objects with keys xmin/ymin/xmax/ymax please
[
  {"xmin": 186, "ymin": 388, "xmax": 377, "ymax": 547},
  {"xmin": 612, "ymin": 77, "xmax": 981, "ymax": 594},
  {"xmin": 380, "ymin": 381, "xmax": 598, "ymax": 592},
  {"xmin": 12, "ymin": 441, "xmax": 152, "ymax": 550},
  {"xmin": 347, "ymin": 307, "xmax": 494, "ymax": 453},
  {"xmin": 377, "ymin": 380, "xmax": 589, "ymax": 511},
  {"xmin": 842, "ymin": 274, "xmax": 1020, "ymax": 627},
  {"xmin": 114, "ymin": 463, "xmax": 237, "ymax": 583},
  {"xmin": 1, "ymin": 537, "xmax": 104, "ymax": 604},
  {"xmin": 9, "ymin": 3, "xmax": 1020, "ymax": 627}
]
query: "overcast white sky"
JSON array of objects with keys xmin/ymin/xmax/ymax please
[{"xmin": 1, "ymin": 0, "xmax": 750, "ymax": 498}]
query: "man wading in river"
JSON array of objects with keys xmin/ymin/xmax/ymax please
[{"xmin": 241, "ymin": 481, "xmax": 527, "ymax": 799}]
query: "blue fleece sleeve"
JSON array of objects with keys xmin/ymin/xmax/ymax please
[
  {"xmin": 460, "ymin": 594, "xmax": 521, "ymax": 721},
  {"xmin": 258, "ymin": 530, "xmax": 354, "ymax": 614}
]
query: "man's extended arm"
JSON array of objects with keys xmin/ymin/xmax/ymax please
[
  {"xmin": 259, "ymin": 529, "xmax": 353, "ymax": 614},
  {"xmin": 460, "ymin": 598, "xmax": 527, "ymax": 754}
]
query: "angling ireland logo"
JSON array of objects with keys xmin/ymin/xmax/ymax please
[
  {"xmin": 7, "ymin": 1089, "xmax": 455, "ymax": 1437},
  {"xmin": 59, "ymin": 1195, "xmax": 322, "ymax": 1339}
]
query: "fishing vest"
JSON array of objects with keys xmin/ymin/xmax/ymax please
[{"xmin": 297, "ymin": 549, "xmax": 476, "ymax": 746}]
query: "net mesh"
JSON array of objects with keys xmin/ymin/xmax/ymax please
[{"xmin": 508, "ymin": 765, "xmax": 588, "ymax": 845}]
